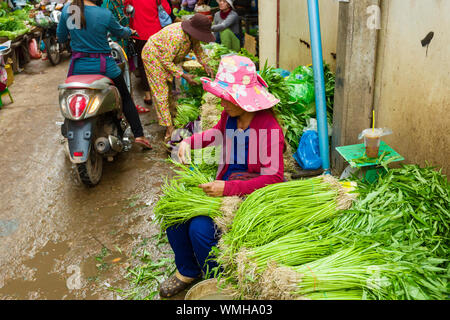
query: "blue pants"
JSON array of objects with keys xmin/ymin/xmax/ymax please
[{"xmin": 166, "ymin": 216, "xmax": 220, "ymax": 278}]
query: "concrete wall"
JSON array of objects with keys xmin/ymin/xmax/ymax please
[
  {"xmin": 258, "ymin": 0, "xmax": 339, "ymax": 71},
  {"xmin": 260, "ymin": 0, "xmax": 449, "ymax": 175},
  {"xmin": 373, "ymin": 0, "xmax": 450, "ymax": 174},
  {"xmin": 331, "ymin": 0, "xmax": 381, "ymax": 174},
  {"xmin": 258, "ymin": 0, "xmax": 278, "ymax": 67}
]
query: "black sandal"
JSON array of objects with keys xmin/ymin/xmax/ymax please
[
  {"xmin": 144, "ymin": 98, "xmax": 152, "ymax": 105},
  {"xmin": 159, "ymin": 274, "xmax": 196, "ymax": 298}
]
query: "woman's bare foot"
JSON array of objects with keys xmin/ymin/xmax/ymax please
[
  {"xmin": 144, "ymin": 92, "xmax": 152, "ymax": 105},
  {"xmin": 164, "ymin": 125, "xmax": 174, "ymax": 142}
]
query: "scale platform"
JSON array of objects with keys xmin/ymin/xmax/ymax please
[
  {"xmin": 336, "ymin": 141, "xmax": 404, "ymax": 183},
  {"xmin": 336, "ymin": 141, "xmax": 404, "ymax": 168}
]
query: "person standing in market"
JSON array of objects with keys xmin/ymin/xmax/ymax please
[
  {"xmin": 141, "ymin": 13, "xmax": 215, "ymax": 143},
  {"xmin": 211, "ymin": 0, "xmax": 241, "ymax": 51},
  {"xmin": 181, "ymin": 0, "xmax": 198, "ymax": 12},
  {"xmin": 124, "ymin": 0, "xmax": 172, "ymax": 106},
  {"xmin": 158, "ymin": 55, "xmax": 285, "ymax": 298},
  {"xmin": 102, "ymin": 0, "xmax": 153, "ymax": 113}
]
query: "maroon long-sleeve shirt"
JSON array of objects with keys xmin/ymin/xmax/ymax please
[{"xmin": 186, "ymin": 110, "xmax": 285, "ymax": 196}]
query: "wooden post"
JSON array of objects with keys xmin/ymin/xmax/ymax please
[{"xmin": 331, "ymin": 0, "xmax": 381, "ymax": 175}]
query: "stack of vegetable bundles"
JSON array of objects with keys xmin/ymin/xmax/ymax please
[{"xmin": 214, "ymin": 164, "xmax": 449, "ymax": 300}]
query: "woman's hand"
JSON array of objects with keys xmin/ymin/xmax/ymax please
[
  {"xmin": 182, "ymin": 73, "xmax": 200, "ymax": 86},
  {"xmin": 203, "ymin": 64, "xmax": 214, "ymax": 78},
  {"xmin": 177, "ymin": 140, "xmax": 190, "ymax": 164},
  {"xmin": 199, "ymin": 180, "xmax": 225, "ymax": 197},
  {"xmin": 130, "ymin": 29, "xmax": 139, "ymax": 37}
]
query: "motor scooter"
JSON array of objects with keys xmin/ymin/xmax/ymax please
[{"xmin": 58, "ymin": 36, "xmax": 134, "ymax": 186}]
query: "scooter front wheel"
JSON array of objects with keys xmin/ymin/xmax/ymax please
[
  {"xmin": 45, "ymin": 36, "xmax": 61, "ymax": 66},
  {"xmin": 76, "ymin": 147, "xmax": 103, "ymax": 186}
]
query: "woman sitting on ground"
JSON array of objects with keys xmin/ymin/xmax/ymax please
[
  {"xmin": 211, "ymin": 0, "xmax": 241, "ymax": 51},
  {"xmin": 158, "ymin": 54, "xmax": 285, "ymax": 298}
]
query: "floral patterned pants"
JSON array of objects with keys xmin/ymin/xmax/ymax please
[{"xmin": 142, "ymin": 43, "xmax": 173, "ymax": 127}]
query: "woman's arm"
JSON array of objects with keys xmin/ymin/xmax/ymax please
[
  {"xmin": 107, "ymin": 11, "xmax": 132, "ymax": 39},
  {"xmin": 191, "ymin": 40, "xmax": 212, "ymax": 75},
  {"xmin": 211, "ymin": 11, "xmax": 239, "ymax": 33},
  {"xmin": 56, "ymin": 6, "xmax": 69, "ymax": 43},
  {"xmin": 186, "ymin": 110, "xmax": 228, "ymax": 149}
]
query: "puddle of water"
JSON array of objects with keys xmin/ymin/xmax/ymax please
[
  {"xmin": 81, "ymin": 248, "xmax": 129, "ymax": 288},
  {"xmin": 0, "ymin": 241, "xmax": 85, "ymax": 299}
]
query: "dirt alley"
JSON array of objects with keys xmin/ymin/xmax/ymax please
[{"xmin": 0, "ymin": 56, "xmax": 180, "ymax": 299}]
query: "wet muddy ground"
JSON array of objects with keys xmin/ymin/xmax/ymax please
[{"xmin": 0, "ymin": 56, "xmax": 184, "ymax": 299}]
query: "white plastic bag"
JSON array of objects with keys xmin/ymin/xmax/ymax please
[
  {"xmin": 303, "ymin": 118, "xmax": 333, "ymax": 136},
  {"xmin": 358, "ymin": 128, "xmax": 393, "ymax": 140}
]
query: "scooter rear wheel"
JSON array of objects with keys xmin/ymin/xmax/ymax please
[{"xmin": 76, "ymin": 147, "xmax": 103, "ymax": 186}]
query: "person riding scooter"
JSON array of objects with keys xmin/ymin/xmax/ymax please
[{"xmin": 56, "ymin": 0, "xmax": 152, "ymax": 149}]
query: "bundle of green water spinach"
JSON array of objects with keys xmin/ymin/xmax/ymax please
[
  {"xmin": 173, "ymin": 97, "xmax": 202, "ymax": 128},
  {"xmin": 154, "ymin": 157, "xmax": 242, "ymax": 233},
  {"xmin": 217, "ymin": 176, "xmax": 355, "ymax": 265},
  {"xmin": 332, "ymin": 164, "xmax": 449, "ymax": 300},
  {"xmin": 216, "ymin": 164, "xmax": 448, "ymax": 300},
  {"xmin": 153, "ymin": 159, "xmax": 219, "ymax": 230},
  {"xmin": 257, "ymin": 245, "xmax": 400, "ymax": 300}
]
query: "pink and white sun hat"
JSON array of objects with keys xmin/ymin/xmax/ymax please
[{"xmin": 201, "ymin": 55, "xmax": 280, "ymax": 112}]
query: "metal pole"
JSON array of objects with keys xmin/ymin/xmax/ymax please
[{"xmin": 307, "ymin": 0, "xmax": 331, "ymax": 174}]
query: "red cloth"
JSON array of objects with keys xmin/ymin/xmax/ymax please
[
  {"xmin": 125, "ymin": 0, "xmax": 172, "ymax": 41},
  {"xmin": 219, "ymin": 9, "xmax": 232, "ymax": 20},
  {"xmin": 186, "ymin": 110, "xmax": 285, "ymax": 197}
]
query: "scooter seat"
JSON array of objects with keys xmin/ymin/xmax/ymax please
[
  {"xmin": 59, "ymin": 75, "xmax": 114, "ymax": 90},
  {"xmin": 65, "ymin": 74, "xmax": 113, "ymax": 85}
]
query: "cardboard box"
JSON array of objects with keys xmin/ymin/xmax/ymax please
[{"xmin": 244, "ymin": 33, "xmax": 257, "ymax": 56}]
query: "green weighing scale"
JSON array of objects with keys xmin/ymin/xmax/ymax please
[{"xmin": 335, "ymin": 141, "xmax": 404, "ymax": 183}]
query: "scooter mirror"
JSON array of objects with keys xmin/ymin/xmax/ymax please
[
  {"xmin": 50, "ymin": 10, "xmax": 61, "ymax": 24},
  {"xmin": 125, "ymin": 5, "xmax": 135, "ymax": 18}
]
